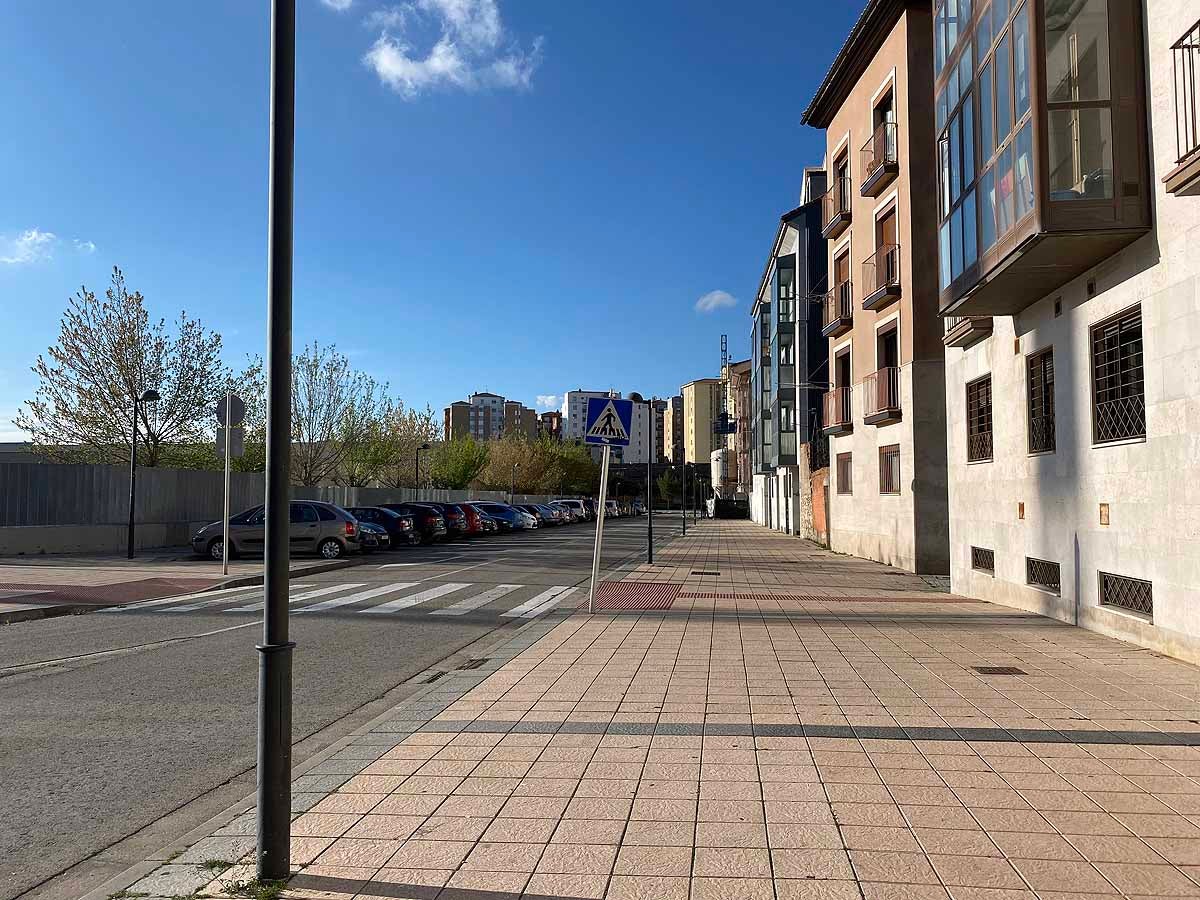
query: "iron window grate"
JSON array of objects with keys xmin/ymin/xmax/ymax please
[
  {"xmin": 1100, "ymin": 572, "xmax": 1153, "ymax": 617},
  {"xmin": 967, "ymin": 376, "xmax": 993, "ymax": 462},
  {"xmin": 1026, "ymin": 557, "xmax": 1061, "ymax": 594},
  {"xmin": 971, "ymin": 546, "xmax": 995, "ymax": 573},
  {"xmin": 879, "ymin": 445, "xmax": 901, "ymax": 494},
  {"xmin": 836, "ymin": 452, "xmax": 853, "ymax": 495},
  {"xmin": 1091, "ymin": 307, "xmax": 1146, "ymax": 443},
  {"xmin": 1028, "ymin": 349, "xmax": 1056, "ymax": 453}
]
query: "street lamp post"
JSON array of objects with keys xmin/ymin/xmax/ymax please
[
  {"xmin": 681, "ymin": 462, "xmax": 687, "ymax": 536},
  {"xmin": 627, "ymin": 393, "xmax": 654, "ymax": 564},
  {"xmin": 415, "ymin": 442, "xmax": 430, "ymax": 491},
  {"xmin": 126, "ymin": 388, "xmax": 160, "ymax": 559},
  {"xmin": 510, "ymin": 462, "xmax": 519, "ymax": 504}
]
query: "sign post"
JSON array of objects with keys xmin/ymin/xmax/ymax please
[
  {"xmin": 216, "ymin": 393, "xmax": 246, "ymax": 576},
  {"xmin": 583, "ymin": 396, "xmax": 634, "ymax": 613}
]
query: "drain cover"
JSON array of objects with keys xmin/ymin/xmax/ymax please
[
  {"xmin": 457, "ymin": 658, "xmax": 489, "ymax": 670},
  {"xmin": 972, "ymin": 666, "xmax": 1028, "ymax": 675},
  {"xmin": 689, "ymin": 570, "xmax": 721, "ymax": 576}
]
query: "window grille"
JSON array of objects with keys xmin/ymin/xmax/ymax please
[
  {"xmin": 971, "ymin": 547, "xmax": 995, "ymax": 573},
  {"xmin": 1099, "ymin": 572, "xmax": 1153, "ymax": 617},
  {"xmin": 1026, "ymin": 557, "xmax": 1061, "ymax": 594},
  {"xmin": 1028, "ymin": 349, "xmax": 1056, "ymax": 453},
  {"xmin": 967, "ymin": 376, "xmax": 993, "ymax": 461},
  {"xmin": 879, "ymin": 445, "xmax": 900, "ymax": 494},
  {"xmin": 836, "ymin": 452, "xmax": 853, "ymax": 495},
  {"xmin": 1091, "ymin": 307, "xmax": 1145, "ymax": 443}
]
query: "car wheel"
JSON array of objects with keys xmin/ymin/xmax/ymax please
[
  {"xmin": 318, "ymin": 538, "xmax": 344, "ymax": 559},
  {"xmin": 207, "ymin": 538, "xmax": 225, "ymax": 561}
]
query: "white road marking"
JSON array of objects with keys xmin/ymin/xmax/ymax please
[
  {"xmin": 297, "ymin": 582, "xmax": 419, "ymax": 613},
  {"xmin": 517, "ymin": 587, "xmax": 578, "ymax": 619},
  {"xmin": 501, "ymin": 586, "xmax": 574, "ymax": 619},
  {"xmin": 431, "ymin": 584, "xmax": 521, "ymax": 616},
  {"xmin": 226, "ymin": 583, "xmax": 365, "ymax": 612},
  {"xmin": 361, "ymin": 582, "xmax": 470, "ymax": 614}
]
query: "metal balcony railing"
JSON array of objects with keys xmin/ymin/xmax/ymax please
[
  {"xmin": 863, "ymin": 243, "xmax": 901, "ymax": 304},
  {"xmin": 861, "ymin": 121, "xmax": 898, "ymax": 180},
  {"xmin": 823, "ymin": 281, "xmax": 853, "ymax": 330},
  {"xmin": 1171, "ymin": 18, "xmax": 1200, "ymax": 165},
  {"xmin": 821, "ymin": 176, "xmax": 852, "ymax": 234},
  {"xmin": 823, "ymin": 387, "xmax": 852, "ymax": 431},
  {"xmin": 863, "ymin": 367, "xmax": 901, "ymax": 420}
]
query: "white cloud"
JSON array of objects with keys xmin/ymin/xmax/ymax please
[
  {"xmin": 695, "ymin": 290, "xmax": 737, "ymax": 314},
  {"xmin": 362, "ymin": 0, "xmax": 543, "ymax": 99},
  {"xmin": 536, "ymin": 394, "xmax": 560, "ymax": 410},
  {"xmin": 0, "ymin": 228, "xmax": 58, "ymax": 265},
  {"xmin": 74, "ymin": 238, "xmax": 96, "ymax": 254},
  {"xmin": 321, "ymin": 0, "xmax": 355, "ymax": 11}
]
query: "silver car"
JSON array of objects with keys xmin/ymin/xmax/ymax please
[{"xmin": 191, "ymin": 501, "xmax": 361, "ymax": 560}]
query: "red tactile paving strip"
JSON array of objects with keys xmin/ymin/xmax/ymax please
[
  {"xmin": 0, "ymin": 578, "xmax": 218, "ymax": 606},
  {"xmin": 678, "ymin": 592, "xmax": 977, "ymax": 603},
  {"xmin": 588, "ymin": 581, "xmax": 681, "ymax": 610}
]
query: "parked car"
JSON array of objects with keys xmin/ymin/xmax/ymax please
[
  {"xmin": 466, "ymin": 501, "xmax": 515, "ymax": 532},
  {"xmin": 554, "ymin": 498, "xmax": 588, "ymax": 522},
  {"xmin": 457, "ymin": 502, "xmax": 490, "ymax": 537},
  {"xmin": 581, "ymin": 498, "xmax": 598, "ymax": 520},
  {"xmin": 357, "ymin": 521, "xmax": 391, "ymax": 552},
  {"xmin": 420, "ymin": 502, "xmax": 470, "ymax": 539},
  {"xmin": 346, "ymin": 506, "xmax": 421, "ymax": 547},
  {"xmin": 535, "ymin": 503, "xmax": 566, "ymax": 525},
  {"xmin": 518, "ymin": 504, "xmax": 549, "ymax": 526},
  {"xmin": 191, "ymin": 500, "xmax": 360, "ymax": 560},
  {"xmin": 605, "ymin": 499, "xmax": 621, "ymax": 518},
  {"xmin": 631, "ymin": 498, "xmax": 645, "ymax": 515},
  {"xmin": 473, "ymin": 501, "xmax": 535, "ymax": 531},
  {"xmin": 380, "ymin": 503, "xmax": 447, "ymax": 544}
]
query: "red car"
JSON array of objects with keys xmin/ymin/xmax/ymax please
[{"xmin": 459, "ymin": 502, "xmax": 487, "ymax": 536}]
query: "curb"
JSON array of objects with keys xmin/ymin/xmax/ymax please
[{"xmin": 0, "ymin": 603, "xmax": 102, "ymax": 627}]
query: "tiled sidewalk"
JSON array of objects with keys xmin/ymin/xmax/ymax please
[{"xmin": 118, "ymin": 521, "xmax": 1200, "ymax": 900}]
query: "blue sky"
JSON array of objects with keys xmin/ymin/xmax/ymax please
[{"xmin": 0, "ymin": 0, "xmax": 858, "ymax": 439}]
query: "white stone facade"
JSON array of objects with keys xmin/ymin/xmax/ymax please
[{"xmin": 944, "ymin": 1, "xmax": 1200, "ymax": 664}]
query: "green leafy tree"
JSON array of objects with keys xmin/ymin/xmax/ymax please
[
  {"xmin": 16, "ymin": 267, "xmax": 228, "ymax": 466},
  {"xmin": 656, "ymin": 467, "xmax": 681, "ymax": 505},
  {"xmin": 429, "ymin": 436, "xmax": 489, "ymax": 489},
  {"xmin": 375, "ymin": 404, "xmax": 441, "ymax": 489}
]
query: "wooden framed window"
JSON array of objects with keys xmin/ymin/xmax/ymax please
[
  {"xmin": 836, "ymin": 452, "xmax": 853, "ymax": 495},
  {"xmin": 966, "ymin": 375, "xmax": 993, "ymax": 461},
  {"xmin": 1028, "ymin": 348, "xmax": 1055, "ymax": 453},
  {"xmin": 879, "ymin": 444, "xmax": 900, "ymax": 494},
  {"xmin": 1091, "ymin": 306, "xmax": 1145, "ymax": 443}
]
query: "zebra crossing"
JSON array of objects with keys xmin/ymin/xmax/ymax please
[{"xmin": 101, "ymin": 579, "xmax": 580, "ymax": 620}]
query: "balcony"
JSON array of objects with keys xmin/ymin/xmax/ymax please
[
  {"xmin": 821, "ymin": 282, "xmax": 853, "ymax": 338},
  {"xmin": 821, "ymin": 176, "xmax": 852, "ymax": 240},
  {"xmin": 823, "ymin": 387, "xmax": 853, "ymax": 436},
  {"xmin": 942, "ymin": 315, "xmax": 993, "ymax": 348},
  {"xmin": 863, "ymin": 367, "xmax": 902, "ymax": 426},
  {"xmin": 1165, "ymin": 18, "xmax": 1200, "ymax": 195},
  {"xmin": 860, "ymin": 122, "xmax": 899, "ymax": 197},
  {"xmin": 861, "ymin": 243, "xmax": 901, "ymax": 310}
]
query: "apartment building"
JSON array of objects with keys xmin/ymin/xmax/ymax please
[
  {"xmin": 661, "ymin": 395, "xmax": 684, "ymax": 462},
  {"xmin": 750, "ymin": 169, "xmax": 830, "ymax": 534},
  {"xmin": 802, "ymin": 0, "xmax": 950, "ymax": 574},
  {"xmin": 937, "ymin": 0, "xmax": 1200, "ymax": 662},
  {"xmin": 502, "ymin": 401, "xmax": 538, "ymax": 440},
  {"xmin": 652, "ymin": 399, "xmax": 668, "ymax": 464},
  {"xmin": 725, "ymin": 359, "xmax": 752, "ymax": 496},
  {"xmin": 443, "ymin": 391, "xmax": 503, "ymax": 441},
  {"xmin": 537, "ymin": 410, "xmax": 562, "ymax": 441},
  {"xmin": 680, "ymin": 378, "xmax": 722, "ymax": 465}
]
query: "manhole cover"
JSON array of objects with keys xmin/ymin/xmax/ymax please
[{"xmin": 972, "ymin": 666, "xmax": 1028, "ymax": 675}]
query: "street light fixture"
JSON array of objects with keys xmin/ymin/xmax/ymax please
[
  {"xmin": 126, "ymin": 388, "xmax": 160, "ymax": 559},
  {"xmin": 627, "ymin": 392, "xmax": 655, "ymax": 564},
  {"xmin": 510, "ymin": 462, "xmax": 520, "ymax": 504},
  {"xmin": 415, "ymin": 442, "xmax": 430, "ymax": 491}
]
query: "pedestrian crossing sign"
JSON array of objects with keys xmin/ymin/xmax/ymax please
[{"xmin": 584, "ymin": 397, "xmax": 634, "ymax": 446}]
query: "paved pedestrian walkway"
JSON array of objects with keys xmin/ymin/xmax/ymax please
[{"xmin": 102, "ymin": 521, "xmax": 1200, "ymax": 900}]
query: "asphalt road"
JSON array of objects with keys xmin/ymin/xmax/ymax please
[{"xmin": 0, "ymin": 514, "xmax": 681, "ymax": 900}]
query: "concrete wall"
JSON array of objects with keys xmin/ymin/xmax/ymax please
[
  {"xmin": 0, "ymin": 462, "xmax": 555, "ymax": 557},
  {"xmin": 944, "ymin": 0, "xmax": 1200, "ymax": 664}
]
